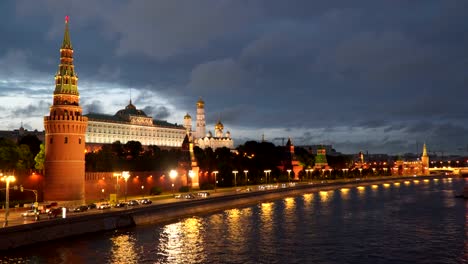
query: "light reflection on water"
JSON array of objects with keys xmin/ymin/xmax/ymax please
[{"xmin": 0, "ymin": 177, "xmax": 466, "ymax": 264}]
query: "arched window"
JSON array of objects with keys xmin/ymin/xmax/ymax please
[
  {"xmin": 65, "ymin": 137, "xmax": 68, "ymax": 144},
  {"xmin": 79, "ymin": 138, "xmax": 82, "ymax": 144},
  {"xmin": 50, "ymin": 137, "xmax": 53, "ymax": 144}
]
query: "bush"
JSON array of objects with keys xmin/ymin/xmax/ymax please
[
  {"xmin": 150, "ymin": 186, "xmax": 162, "ymax": 195},
  {"xmin": 178, "ymin": 186, "xmax": 190, "ymax": 193}
]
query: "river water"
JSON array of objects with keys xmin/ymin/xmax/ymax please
[{"xmin": 1, "ymin": 177, "xmax": 467, "ymax": 264}]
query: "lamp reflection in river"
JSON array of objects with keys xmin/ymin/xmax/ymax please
[
  {"xmin": 303, "ymin": 193, "xmax": 313, "ymax": 205},
  {"xmin": 284, "ymin": 197, "xmax": 295, "ymax": 210},
  {"xmin": 319, "ymin": 191, "xmax": 331, "ymax": 202},
  {"xmin": 340, "ymin": 188, "xmax": 350, "ymax": 200},
  {"xmin": 159, "ymin": 218, "xmax": 206, "ymax": 264},
  {"xmin": 110, "ymin": 234, "xmax": 138, "ymax": 264}
]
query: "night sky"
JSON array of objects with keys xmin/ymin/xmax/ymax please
[{"xmin": 0, "ymin": 1, "xmax": 467, "ymax": 155}]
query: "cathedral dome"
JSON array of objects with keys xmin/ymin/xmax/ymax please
[
  {"xmin": 197, "ymin": 98, "xmax": 205, "ymax": 108},
  {"xmin": 215, "ymin": 120, "xmax": 224, "ymax": 130},
  {"xmin": 184, "ymin": 113, "xmax": 191, "ymax": 119}
]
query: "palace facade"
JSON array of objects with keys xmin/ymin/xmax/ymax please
[{"xmin": 84, "ymin": 101, "xmax": 186, "ymax": 150}]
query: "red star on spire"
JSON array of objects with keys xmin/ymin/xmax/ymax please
[{"xmin": 65, "ymin": 15, "xmax": 69, "ymax": 23}]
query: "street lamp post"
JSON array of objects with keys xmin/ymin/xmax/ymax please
[
  {"xmin": 287, "ymin": 169, "xmax": 291, "ymax": 184},
  {"xmin": 243, "ymin": 170, "xmax": 248, "ymax": 186},
  {"xmin": 122, "ymin": 171, "xmax": 130, "ymax": 202},
  {"xmin": 213, "ymin": 171, "xmax": 219, "ymax": 192},
  {"xmin": 113, "ymin": 172, "xmax": 122, "ymax": 199},
  {"xmin": 263, "ymin": 170, "xmax": 271, "ymax": 184},
  {"xmin": 170, "ymin": 170, "xmax": 178, "ymax": 195},
  {"xmin": 141, "ymin": 185, "xmax": 144, "ymax": 198},
  {"xmin": 188, "ymin": 170, "xmax": 195, "ymax": 192},
  {"xmin": 1, "ymin": 174, "xmax": 16, "ymax": 227},
  {"xmin": 232, "ymin": 170, "xmax": 238, "ymax": 187}
]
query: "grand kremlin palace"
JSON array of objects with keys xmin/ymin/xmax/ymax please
[{"xmin": 84, "ymin": 101, "xmax": 186, "ymax": 151}]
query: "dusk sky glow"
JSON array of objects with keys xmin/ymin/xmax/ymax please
[{"xmin": 0, "ymin": 1, "xmax": 467, "ymax": 155}]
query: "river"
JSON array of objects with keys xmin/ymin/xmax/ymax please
[{"xmin": 1, "ymin": 177, "xmax": 467, "ymax": 264}]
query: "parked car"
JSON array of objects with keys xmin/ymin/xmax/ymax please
[
  {"xmin": 127, "ymin": 200, "xmax": 139, "ymax": 206},
  {"xmin": 139, "ymin": 199, "xmax": 152, "ymax": 205},
  {"xmin": 87, "ymin": 203, "xmax": 97, "ymax": 210},
  {"xmin": 73, "ymin": 205, "xmax": 89, "ymax": 213}
]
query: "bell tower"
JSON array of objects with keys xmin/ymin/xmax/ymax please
[
  {"xmin": 43, "ymin": 16, "xmax": 88, "ymax": 204},
  {"xmin": 196, "ymin": 98, "xmax": 206, "ymax": 138}
]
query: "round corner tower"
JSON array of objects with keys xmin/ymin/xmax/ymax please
[{"xmin": 43, "ymin": 16, "xmax": 88, "ymax": 204}]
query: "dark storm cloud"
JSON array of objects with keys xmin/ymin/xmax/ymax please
[
  {"xmin": 142, "ymin": 106, "xmax": 171, "ymax": 121},
  {"xmin": 0, "ymin": 0, "xmax": 466, "ymax": 154},
  {"xmin": 11, "ymin": 100, "xmax": 49, "ymax": 117},
  {"xmin": 82, "ymin": 100, "xmax": 105, "ymax": 114}
]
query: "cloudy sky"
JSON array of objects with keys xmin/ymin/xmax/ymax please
[{"xmin": 0, "ymin": 0, "xmax": 467, "ymax": 155}]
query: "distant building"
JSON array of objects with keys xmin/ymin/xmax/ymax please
[
  {"xmin": 84, "ymin": 101, "xmax": 186, "ymax": 151},
  {"xmin": 183, "ymin": 98, "xmax": 234, "ymax": 150},
  {"xmin": 0, "ymin": 125, "xmax": 44, "ymax": 143},
  {"xmin": 300, "ymin": 145, "xmax": 341, "ymax": 156}
]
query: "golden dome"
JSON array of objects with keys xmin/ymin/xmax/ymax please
[
  {"xmin": 215, "ymin": 120, "xmax": 224, "ymax": 130},
  {"xmin": 184, "ymin": 113, "xmax": 191, "ymax": 119},
  {"xmin": 197, "ymin": 98, "xmax": 205, "ymax": 108}
]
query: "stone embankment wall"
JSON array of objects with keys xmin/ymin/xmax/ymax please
[{"xmin": 0, "ymin": 176, "xmax": 438, "ymax": 250}]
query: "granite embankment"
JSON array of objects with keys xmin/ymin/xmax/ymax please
[{"xmin": 0, "ymin": 175, "xmax": 443, "ymax": 250}]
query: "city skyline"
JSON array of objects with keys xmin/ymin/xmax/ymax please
[{"xmin": 0, "ymin": 1, "xmax": 467, "ymax": 155}]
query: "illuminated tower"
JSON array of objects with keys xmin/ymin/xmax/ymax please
[
  {"xmin": 43, "ymin": 16, "xmax": 88, "ymax": 204},
  {"xmin": 285, "ymin": 138, "xmax": 302, "ymax": 180},
  {"xmin": 196, "ymin": 98, "xmax": 206, "ymax": 139},
  {"xmin": 421, "ymin": 143, "xmax": 429, "ymax": 175},
  {"xmin": 314, "ymin": 146, "xmax": 329, "ymax": 168},
  {"xmin": 215, "ymin": 119, "xmax": 224, "ymax": 137},
  {"xmin": 183, "ymin": 113, "xmax": 192, "ymax": 134}
]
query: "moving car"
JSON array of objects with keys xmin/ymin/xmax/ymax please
[
  {"xmin": 73, "ymin": 205, "xmax": 89, "ymax": 213},
  {"xmin": 97, "ymin": 203, "xmax": 111, "ymax": 210},
  {"xmin": 127, "ymin": 200, "xmax": 139, "ymax": 206},
  {"xmin": 139, "ymin": 199, "xmax": 152, "ymax": 205},
  {"xmin": 114, "ymin": 202, "xmax": 127, "ymax": 208},
  {"xmin": 21, "ymin": 210, "xmax": 38, "ymax": 218}
]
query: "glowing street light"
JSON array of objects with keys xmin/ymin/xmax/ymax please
[
  {"xmin": 188, "ymin": 170, "xmax": 195, "ymax": 191},
  {"xmin": 213, "ymin": 171, "xmax": 219, "ymax": 192},
  {"xmin": 264, "ymin": 170, "xmax": 271, "ymax": 184},
  {"xmin": 122, "ymin": 171, "xmax": 130, "ymax": 202},
  {"xmin": 287, "ymin": 169, "xmax": 291, "ymax": 183},
  {"xmin": 170, "ymin": 170, "xmax": 178, "ymax": 195},
  {"xmin": 243, "ymin": 170, "xmax": 249, "ymax": 186},
  {"xmin": 1, "ymin": 174, "xmax": 15, "ymax": 227},
  {"xmin": 232, "ymin": 170, "xmax": 238, "ymax": 187}
]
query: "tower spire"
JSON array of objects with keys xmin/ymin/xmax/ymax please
[
  {"xmin": 422, "ymin": 143, "xmax": 428, "ymax": 157},
  {"xmin": 62, "ymin": 16, "xmax": 72, "ymax": 49}
]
